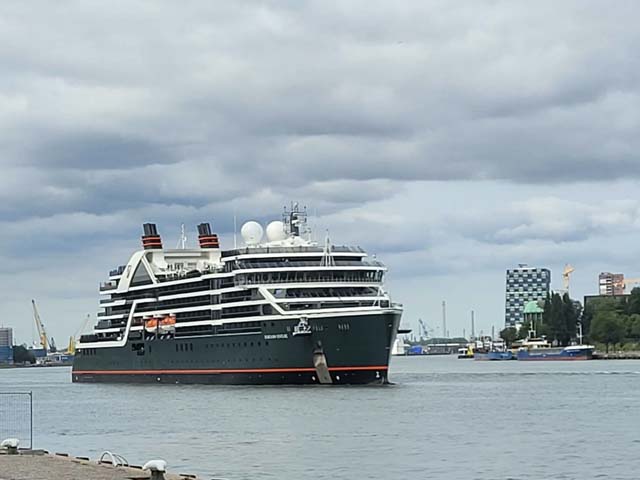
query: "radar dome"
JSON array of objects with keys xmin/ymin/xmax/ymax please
[
  {"xmin": 266, "ymin": 221, "xmax": 287, "ymax": 242},
  {"xmin": 241, "ymin": 221, "xmax": 264, "ymax": 245}
]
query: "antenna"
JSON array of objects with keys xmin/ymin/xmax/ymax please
[
  {"xmin": 233, "ymin": 212, "xmax": 237, "ymax": 249},
  {"xmin": 320, "ymin": 230, "xmax": 335, "ymax": 267},
  {"xmin": 176, "ymin": 224, "xmax": 187, "ymax": 249}
]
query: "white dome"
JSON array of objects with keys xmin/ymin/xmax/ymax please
[
  {"xmin": 241, "ymin": 221, "xmax": 264, "ymax": 245},
  {"xmin": 266, "ymin": 221, "xmax": 287, "ymax": 242}
]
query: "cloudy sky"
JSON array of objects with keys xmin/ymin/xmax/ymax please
[{"xmin": 2, "ymin": 1, "xmax": 640, "ymax": 344}]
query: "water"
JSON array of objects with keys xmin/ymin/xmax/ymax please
[{"xmin": 2, "ymin": 356, "xmax": 640, "ymax": 479}]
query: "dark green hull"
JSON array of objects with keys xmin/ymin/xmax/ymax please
[{"xmin": 72, "ymin": 311, "xmax": 401, "ymax": 385}]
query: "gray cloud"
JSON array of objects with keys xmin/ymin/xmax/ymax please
[{"xmin": 2, "ymin": 1, "xmax": 640, "ymax": 340}]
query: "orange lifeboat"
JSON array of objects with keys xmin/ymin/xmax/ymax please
[
  {"xmin": 159, "ymin": 315, "xmax": 176, "ymax": 333},
  {"xmin": 144, "ymin": 317, "xmax": 159, "ymax": 331}
]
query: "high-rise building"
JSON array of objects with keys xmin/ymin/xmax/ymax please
[
  {"xmin": 505, "ymin": 265, "xmax": 551, "ymax": 327},
  {"xmin": 0, "ymin": 327, "xmax": 13, "ymax": 363},
  {"xmin": 599, "ymin": 272, "xmax": 625, "ymax": 296}
]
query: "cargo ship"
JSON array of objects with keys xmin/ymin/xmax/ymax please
[
  {"xmin": 72, "ymin": 205, "xmax": 402, "ymax": 385},
  {"xmin": 517, "ymin": 344, "xmax": 594, "ymax": 361}
]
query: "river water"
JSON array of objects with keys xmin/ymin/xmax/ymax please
[{"xmin": 1, "ymin": 356, "xmax": 639, "ymax": 479}]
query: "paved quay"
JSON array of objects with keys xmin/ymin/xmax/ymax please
[{"xmin": 0, "ymin": 452, "xmax": 197, "ymax": 480}]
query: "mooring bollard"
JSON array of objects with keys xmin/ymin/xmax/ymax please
[
  {"xmin": 142, "ymin": 459, "xmax": 167, "ymax": 480},
  {"xmin": 1, "ymin": 438, "xmax": 20, "ymax": 455}
]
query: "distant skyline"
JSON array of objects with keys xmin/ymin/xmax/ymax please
[{"xmin": 2, "ymin": 1, "xmax": 640, "ymax": 344}]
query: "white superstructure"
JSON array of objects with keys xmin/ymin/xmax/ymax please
[{"xmin": 81, "ymin": 204, "xmax": 400, "ymax": 349}]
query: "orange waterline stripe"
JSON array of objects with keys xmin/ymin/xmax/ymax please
[{"xmin": 73, "ymin": 365, "xmax": 389, "ymax": 375}]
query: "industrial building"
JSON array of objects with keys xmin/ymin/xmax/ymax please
[
  {"xmin": 0, "ymin": 327, "xmax": 13, "ymax": 363},
  {"xmin": 505, "ymin": 265, "xmax": 551, "ymax": 327}
]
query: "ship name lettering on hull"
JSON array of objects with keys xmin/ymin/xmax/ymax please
[{"xmin": 264, "ymin": 334, "xmax": 289, "ymax": 340}]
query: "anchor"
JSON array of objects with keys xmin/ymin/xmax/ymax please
[{"xmin": 312, "ymin": 341, "xmax": 332, "ymax": 384}]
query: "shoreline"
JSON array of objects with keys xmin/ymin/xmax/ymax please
[
  {"xmin": 0, "ymin": 449, "xmax": 199, "ymax": 479},
  {"xmin": 593, "ymin": 351, "xmax": 640, "ymax": 360}
]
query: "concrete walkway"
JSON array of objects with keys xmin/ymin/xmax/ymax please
[{"xmin": 0, "ymin": 452, "xmax": 195, "ymax": 480}]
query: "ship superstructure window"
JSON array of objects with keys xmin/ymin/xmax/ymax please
[{"xmin": 131, "ymin": 263, "xmax": 153, "ymax": 286}]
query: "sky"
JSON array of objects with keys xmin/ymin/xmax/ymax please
[{"xmin": 2, "ymin": 0, "xmax": 640, "ymax": 345}]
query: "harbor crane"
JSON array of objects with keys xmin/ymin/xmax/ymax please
[
  {"xmin": 614, "ymin": 277, "xmax": 640, "ymax": 293},
  {"xmin": 66, "ymin": 314, "xmax": 92, "ymax": 355},
  {"xmin": 31, "ymin": 299, "xmax": 52, "ymax": 352},
  {"xmin": 562, "ymin": 264, "xmax": 575, "ymax": 293},
  {"xmin": 418, "ymin": 318, "xmax": 434, "ymax": 341}
]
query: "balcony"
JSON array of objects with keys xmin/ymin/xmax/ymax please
[{"xmin": 100, "ymin": 281, "xmax": 118, "ymax": 291}]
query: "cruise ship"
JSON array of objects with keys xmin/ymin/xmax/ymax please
[{"xmin": 72, "ymin": 205, "xmax": 403, "ymax": 385}]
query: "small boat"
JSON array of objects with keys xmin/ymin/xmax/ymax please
[
  {"xmin": 474, "ymin": 351, "xmax": 514, "ymax": 361},
  {"xmin": 392, "ymin": 338, "xmax": 409, "ymax": 356},
  {"xmin": 457, "ymin": 345, "xmax": 474, "ymax": 359},
  {"xmin": 517, "ymin": 344, "xmax": 594, "ymax": 361}
]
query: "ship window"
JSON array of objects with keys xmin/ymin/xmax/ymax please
[{"xmin": 131, "ymin": 263, "xmax": 153, "ymax": 286}]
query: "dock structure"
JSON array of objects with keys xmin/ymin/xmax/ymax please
[{"xmin": 0, "ymin": 451, "xmax": 197, "ymax": 480}]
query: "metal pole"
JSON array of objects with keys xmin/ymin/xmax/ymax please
[
  {"xmin": 471, "ymin": 310, "xmax": 475, "ymax": 339},
  {"xmin": 29, "ymin": 391, "xmax": 33, "ymax": 450},
  {"xmin": 442, "ymin": 301, "xmax": 447, "ymax": 339}
]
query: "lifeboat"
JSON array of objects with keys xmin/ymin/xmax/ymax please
[
  {"xmin": 159, "ymin": 315, "xmax": 176, "ymax": 333},
  {"xmin": 144, "ymin": 315, "xmax": 176, "ymax": 333},
  {"xmin": 144, "ymin": 317, "xmax": 160, "ymax": 332}
]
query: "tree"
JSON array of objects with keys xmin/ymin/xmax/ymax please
[
  {"xmin": 12, "ymin": 345, "xmax": 35, "ymax": 364},
  {"xmin": 500, "ymin": 327, "xmax": 518, "ymax": 347},
  {"xmin": 517, "ymin": 320, "xmax": 531, "ymax": 340},
  {"xmin": 583, "ymin": 296, "xmax": 625, "ymax": 341},
  {"xmin": 559, "ymin": 293, "xmax": 578, "ymax": 346},
  {"xmin": 590, "ymin": 311, "xmax": 625, "ymax": 353},
  {"xmin": 542, "ymin": 293, "xmax": 565, "ymax": 345},
  {"xmin": 628, "ymin": 288, "xmax": 640, "ymax": 315},
  {"xmin": 542, "ymin": 293, "xmax": 551, "ymax": 331},
  {"xmin": 629, "ymin": 314, "xmax": 640, "ymax": 341}
]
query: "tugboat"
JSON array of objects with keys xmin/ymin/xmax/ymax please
[{"xmin": 457, "ymin": 345, "xmax": 474, "ymax": 359}]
